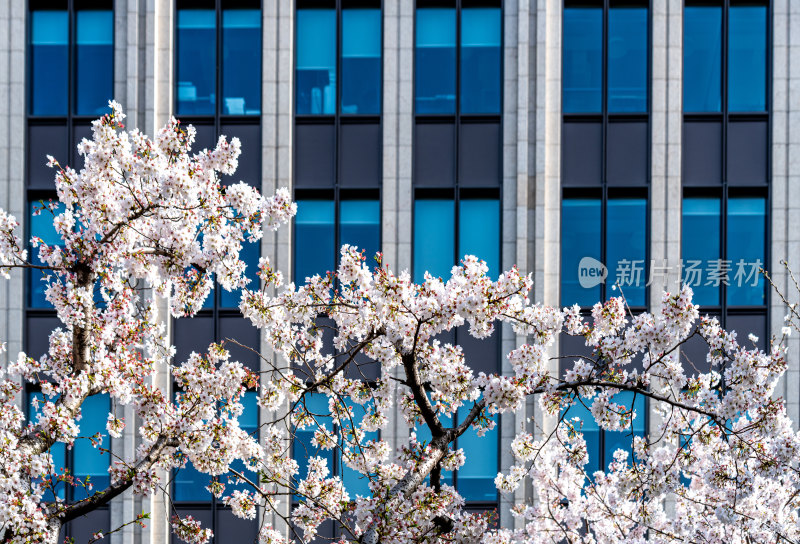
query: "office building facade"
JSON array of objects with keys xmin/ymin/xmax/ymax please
[{"xmin": 0, "ymin": 0, "xmax": 798, "ymax": 541}]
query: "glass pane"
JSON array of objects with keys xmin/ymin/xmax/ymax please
[
  {"xmin": 460, "ymin": 8, "xmax": 501, "ymax": 114},
  {"xmin": 414, "ymin": 412, "xmax": 453, "ymax": 488},
  {"xmin": 342, "ymin": 9, "xmax": 381, "ymax": 115},
  {"xmin": 561, "ymin": 198, "xmax": 601, "ymax": 307},
  {"xmin": 340, "ymin": 200, "xmax": 380, "ymax": 267},
  {"xmin": 73, "ymin": 394, "xmax": 111, "ymax": 499},
  {"xmin": 415, "ymin": 8, "xmax": 456, "ymax": 114},
  {"xmin": 176, "ymin": 9, "xmax": 216, "ymax": 115},
  {"xmin": 75, "ymin": 10, "xmax": 113, "ymax": 115},
  {"xmin": 684, "ymin": 6, "xmax": 722, "ymax": 112},
  {"xmin": 222, "ymin": 9, "xmax": 261, "ymax": 115},
  {"xmin": 729, "ymin": 6, "xmax": 767, "ymax": 112},
  {"xmin": 727, "ymin": 197, "xmax": 765, "ymax": 306},
  {"xmin": 459, "ymin": 199, "xmax": 499, "ymax": 278},
  {"xmin": 294, "ymin": 393, "xmax": 334, "ymax": 488},
  {"xmin": 297, "ymin": 9, "xmax": 336, "ymax": 115},
  {"xmin": 341, "ymin": 400, "xmax": 378, "ymax": 499},
  {"xmin": 563, "ymin": 7, "xmax": 602, "ymax": 113},
  {"xmin": 457, "ymin": 410, "xmax": 497, "ymax": 501},
  {"xmin": 29, "ymin": 202, "xmax": 66, "ymax": 308},
  {"xmin": 227, "ymin": 391, "xmax": 260, "ymax": 493},
  {"xmin": 414, "ymin": 199, "xmax": 455, "ymax": 282},
  {"xmin": 603, "ymin": 391, "xmax": 646, "ymax": 469},
  {"xmin": 174, "ymin": 461, "xmax": 212, "ymax": 501},
  {"xmin": 682, "ymin": 197, "xmax": 721, "ymax": 306},
  {"xmin": 220, "ymin": 240, "xmax": 260, "ymax": 308},
  {"xmin": 562, "ymin": 397, "xmax": 601, "ymax": 477},
  {"xmin": 294, "ymin": 200, "xmax": 335, "ymax": 284},
  {"xmin": 607, "ymin": 198, "xmax": 646, "ymax": 306},
  {"xmin": 29, "ymin": 392, "xmax": 66, "ymax": 500},
  {"xmin": 608, "ymin": 7, "xmax": 648, "ymax": 113},
  {"xmin": 31, "ymin": 10, "xmax": 68, "ymax": 115}
]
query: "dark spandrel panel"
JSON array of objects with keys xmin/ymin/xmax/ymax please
[
  {"xmin": 217, "ymin": 509, "xmax": 259, "ymax": 544},
  {"xmin": 414, "ymin": 122, "xmax": 455, "ymax": 188},
  {"xmin": 28, "ymin": 123, "xmax": 67, "ymax": 189},
  {"xmin": 75, "ymin": 10, "xmax": 114, "ymax": 116},
  {"xmin": 559, "ymin": 330, "xmax": 594, "ymax": 378},
  {"xmin": 26, "ymin": 316, "xmax": 61, "ymax": 360},
  {"xmin": 683, "ymin": 121, "xmax": 722, "ymax": 186},
  {"xmin": 219, "ymin": 316, "xmax": 260, "ymax": 371},
  {"xmin": 726, "ymin": 120, "xmax": 767, "ymax": 186},
  {"xmin": 562, "ymin": 121, "xmax": 602, "ymax": 187},
  {"xmin": 30, "ymin": 10, "xmax": 68, "ymax": 116},
  {"xmin": 173, "ymin": 316, "xmax": 215, "ymax": 364},
  {"xmin": 186, "ymin": 122, "xmax": 216, "ymax": 154},
  {"xmin": 71, "ymin": 122, "xmax": 94, "ymax": 171},
  {"xmin": 606, "ymin": 121, "xmax": 647, "ymax": 186},
  {"xmin": 67, "ymin": 508, "xmax": 110, "ymax": 544},
  {"xmin": 176, "ymin": 8, "xmax": 216, "ymax": 115},
  {"xmin": 171, "ymin": 508, "xmax": 213, "ymax": 544},
  {"xmin": 343, "ymin": 340, "xmax": 381, "ymax": 381},
  {"xmin": 680, "ymin": 323, "xmax": 715, "ymax": 375},
  {"xmin": 457, "ymin": 325, "xmax": 498, "ymax": 376},
  {"xmin": 221, "ymin": 123, "xmax": 261, "ymax": 187},
  {"xmin": 726, "ymin": 314, "xmax": 766, "ymax": 351},
  {"xmin": 458, "ymin": 122, "xmax": 500, "ymax": 187},
  {"xmin": 292, "ymin": 317, "xmax": 337, "ymax": 381},
  {"xmin": 295, "ymin": 123, "xmax": 336, "ymax": 188},
  {"xmin": 340, "ymin": 123, "xmax": 381, "ymax": 187}
]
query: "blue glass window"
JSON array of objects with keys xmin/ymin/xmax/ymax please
[
  {"xmin": 727, "ymin": 197, "xmax": 765, "ymax": 306},
  {"xmin": 28, "ymin": 392, "xmax": 67, "ymax": 500},
  {"xmin": 294, "ymin": 393, "xmax": 335, "ymax": 489},
  {"xmin": 75, "ymin": 10, "xmax": 113, "ymax": 116},
  {"xmin": 606, "ymin": 198, "xmax": 646, "ymax": 306},
  {"xmin": 294, "ymin": 200, "xmax": 335, "ymax": 284},
  {"xmin": 176, "ymin": 9, "xmax": 216, "ymax": 115},
  {"xmin": 414, "ymin": 199, "xmax": 455, "ymax": 281},
  {"xmin": 682, "ymin": 198, "xmax": 721, "ymax": 306},
  {"xmin": 563, "ymin": 8, "xmax": 602, "ymax": 113},
  {"xmin": 684, "ymin": 6, "xmax": 722, "ymax": 112},
  {"xmin": 220, "ymin": 240, "xmax": 260, "ymax": 308},
  {"xmin": 31, "ymin": 10, "xmax": 69, "ymax": 115},
  {"xmin": 414, "ymin": 411, "xmax": 454, "ymax": 488},
  {"xmin": 296, "ymin": 9, "xmax": 337, "ymax": 115},
  {"xmin": 415, "ymin": 8, "xmax": 457, "ymax": 114},
  {"xmin": 460, "ymin": 8, "xmax": 501, "ymax": 114},
  {"xmin": 73, "ymin": 393, "xmax": 111, "ymax": 499},
  {"xmin": 29, "ymin": 202, "xmax": 66, "ymax": 308},
  {"xmin": 222, "ymin": 9, "xmax": 262, "ymax": 115},
  {"xmin": 340, "ymin": 200, "xmax": 381, "ymax": 267},
  {"xmin": 457, "ymin": 411, "xmax": 497, "ymax": 501},
  {"xmin": 340, "ymin": 399, "xmax": 378, "ymax": 498},
  {"xmin": 341, "ymin": 9, "xmax": 382, "ymax": 115},
  {"xmin": 561, "ymin": 198, "xmax": 601, "ymax": 307},
  {"xmin": 608, "ymin": 7, "xmax": 647, "ymax": 113},
  {"xmin": 459, "ymin": 199, "xmax": 499, "ymax": 277},
  {"xmin": 562, "ymin": 397, "xmax": 601, "ymax": 476},
  {"xmin": 602, "ymin": 391, "xmax": 646, "ymax": 468},
  {"xmin": 728, "ymin": 6, "xmax": 767, "ymax": 112},
  {"xmin": 227, "ymin": 391, "xmax": 260, "ymax": 493}
]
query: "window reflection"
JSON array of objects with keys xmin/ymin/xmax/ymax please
[
  {"xmin": 29, "ymin": 202, "xmax": 66, "ymax": 308},
  {"xmin": 176, "ymin": 8, "xmax": 216, "ymax": 115},
  {"xmin": 457, "ymin": 409, "xmax": 497, "ymax": 501},
  {"xmin": 75, "ymin": 10, "xmax": 113, "ymax": 115},
  {"xmin": 29, "ymin": 391, "xmax": 67, "ymax": 500},
  {"xmin": 606, "ymin": 198, "xmax": 646, "ymax": 306},
  {"xmin": 340, "ymin": 200, "xmax": 380, "ymax": 266},
  {"xmin": 414, "ymin": 199, "xmax": 455, "ymax": 281},
  {"xmin": 460, "ymin": 8, "xmax": 501, "ymax": 114},
  {"xmin": 294, "ymin": 200, "xmax": 335, "ymax": 284},
  {"xmin": 561, "ymin": 198, "xmax": 601, "ymax": 307},
  {"xmin": 341, "ymin": 9, "xmax": 381, "ymax": 114},
  {"xmin": 607, "ymin": 7, "xmax": 647, "ymax": 113},
  {"xmin": 222, "ymin": 8, "xmax": 262, "ymax": 115},
  {"xmin": 562, "ymin": 397, "xmax": 601, "ymax": 476},
  {"xmin": 727, "ymin": 197, "xmax": 765, "ymax": 306},
  {"xmin": 415, "ymin": 8, "xmax": 457, "ymax": 114},
  {"xmin": 219, "ymin": 240, "xmax": 260, "ymax": 308},
  {"xmin": 684, "ymin": 6, "xmax": 722, "ymax": 112},
  {"xmin": 459, "ymin": 199, "xmax": 499, "ymax": 278},
  {"xmin": 73, "ymin": 394, "xmax": 111, "ymax": 499},
  {"xmin": 682, "ymin": 197, "xmax": 721, "ymax": 306},
  {"xmin": 728, "ymin": 5, "xmax": 767, "ymax": 112},
  {"xmin": 563, "ymin": 7, "xmax": 602, "ymax": 113},
  {"xmin": 296, "ymin": 9, "xmax": 337, "ymax": 115},
  {"xmin": 31, "ymin": 10, "xmax": 69, "ymax": 115},
  {"xmin": 602, "ymin": 391, "xmax": 646, "ymax": 468}
]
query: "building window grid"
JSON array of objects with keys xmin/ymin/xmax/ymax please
[
  {"xmin": 411, "ymin": 0, "xmax": 503, "ymax": 508},
  {"xmin": 560, "ymin": 0, "xmax": 651, "ymax": 474},
  {"xmin": 681, "ymin": 0, "xmax": 771, "ymax": 331}
]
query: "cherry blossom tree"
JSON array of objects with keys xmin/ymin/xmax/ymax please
[{"xmin": 1, "ymin": 104, "xmax": 799, "ymax": 544}]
